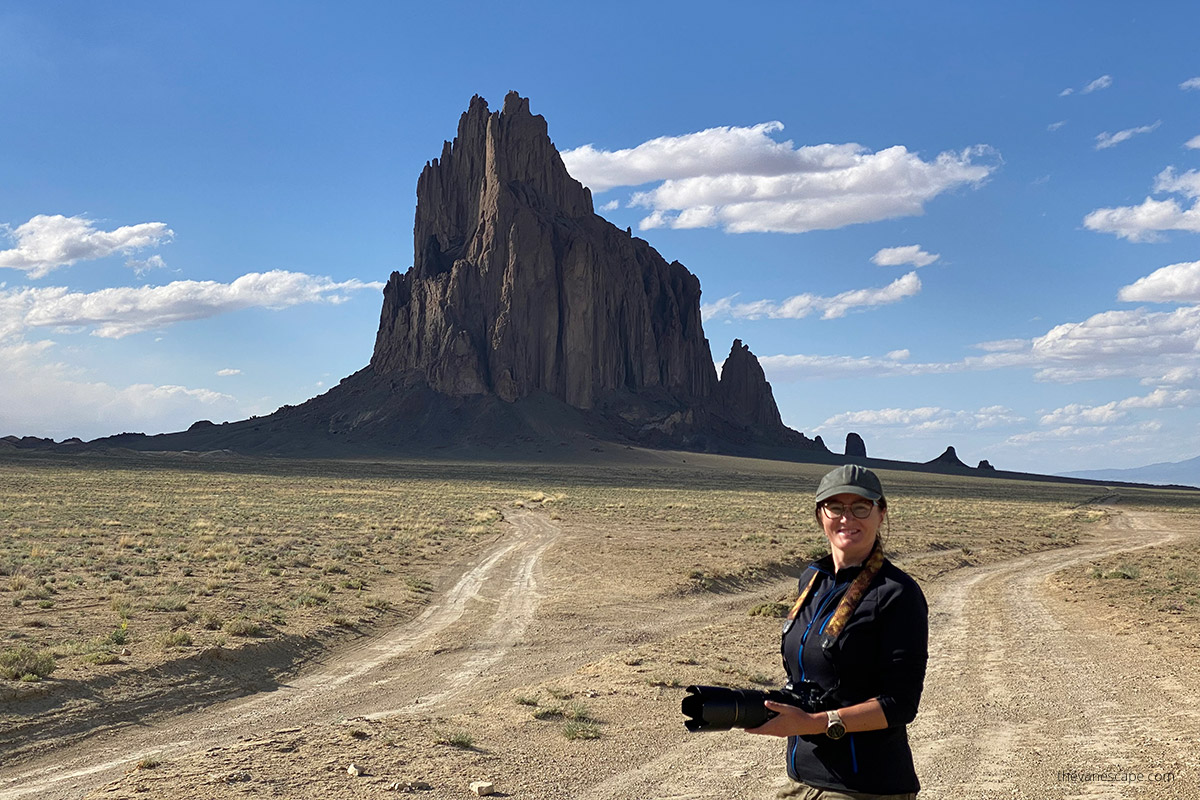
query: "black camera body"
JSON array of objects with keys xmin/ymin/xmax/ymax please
[{"xmin": 681, "ymin": 682, "xmax": 832, "ymax": 732}]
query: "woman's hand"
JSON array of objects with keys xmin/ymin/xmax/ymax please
[{"xmin": 744, "ymin": 701, "xmax": 826, "ymax": 738}]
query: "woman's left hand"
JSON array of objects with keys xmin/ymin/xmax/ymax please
[{"xmin": 744, "ymin": 701, "xmax": 826, "ymax": 738}]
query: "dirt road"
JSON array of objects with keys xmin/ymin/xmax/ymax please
[{"xmin": 2, "ymin": 509, "xmax": 1197, "ymax": 799}]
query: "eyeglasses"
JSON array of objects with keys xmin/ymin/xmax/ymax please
[{"xmin": 819, "ymin": 500, "xmax": 877, "ymax": 520}]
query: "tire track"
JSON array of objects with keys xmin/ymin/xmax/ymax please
[
  {"xmin": 913, "ymin": 510, "xmax": 1200, "ymax": 800},
  {"xmin": 0, "ymin": 510, "xmax": 558, "ymax": 800}
]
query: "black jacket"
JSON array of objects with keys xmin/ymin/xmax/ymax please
[{"xmin": 780, "ymin": 554, "xmax": 928, "ymax": 794}]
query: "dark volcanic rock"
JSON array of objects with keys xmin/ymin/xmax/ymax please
[
  {"xmin": 717, "ymin": 340, "xmax": 784, "ymax": 430},
  {"xmin": 927, "ymin": 446, "xmax": 968, "ymax": 468},
  {"xmin": 54, "ymin": 93, "xmax": 825, "ymax": 457},
  {"xmin": 372, "ymin": 92, "xmax": 716, "ymax": 411},
  {"xmin": 845, "ymin": 432, "xmax": 867, "ymax": 458},
  {"xmin": 978, "ymin": 459, "xmax": 995, "ymax": 471},
  {"xmin": 365, "ymin": 91, "xmax": 820, "ymax": 450}
]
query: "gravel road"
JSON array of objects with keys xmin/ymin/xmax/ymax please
[{"xmin": 2, "ymin": 508, "xmax": 1196, "ymax": 800}]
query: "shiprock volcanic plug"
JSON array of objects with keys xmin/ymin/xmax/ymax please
[{"xmin": 47, "ymin": 93, "xmax": 829, "ymax": 455}]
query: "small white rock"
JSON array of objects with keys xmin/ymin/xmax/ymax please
[
  {"xmin": 470, "ymin": 781, "xmax": 495, "ymax": 796},
  {"xmin": 347, "ymin": 763, "xmax": 362, "ymax": 777}
]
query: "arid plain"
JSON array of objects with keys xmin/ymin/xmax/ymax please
[{"xmin": 2, "ymin": 448, "xmax": 1199, "ymax": 799}]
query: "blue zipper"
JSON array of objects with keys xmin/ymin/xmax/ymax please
[{"xmin": 797, "ymin": 571, "xmax": 836, "ymax": 681}]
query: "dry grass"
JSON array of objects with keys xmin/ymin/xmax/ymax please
[
  {"xmin": 0, "ymin": 452, "xmax": 514, "ymax": 681},
  {"xmin": 5, "ymin": 449, "xmax": 1200, "ymax": 692}
]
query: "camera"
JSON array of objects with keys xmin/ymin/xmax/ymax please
[{"xmin": 681, "ymin": 682, "xmax": 831, "ymax": 732}]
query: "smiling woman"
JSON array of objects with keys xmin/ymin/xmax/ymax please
[{"xmin": 747, "ymin": 465, "xmax": 929, "ymax": 799}]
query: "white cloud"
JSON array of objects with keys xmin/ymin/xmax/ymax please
[
  {"xmin": 1180, "ymin": 77, "xmax": 1200, "ymax": 91},
  {"xmin": 0, "ymin": 214, "xmax": 173, "ymax": 278},
  {"xmin": 126, "ymin": 254, "xmax": 168, "ymax": 276},
  {"xmin": 1084, "ymin": 167, "xmax": 1200, "ymax": 241},
  {"xmin": 1084, "ymin": 197, "xmax": 1200, "ymax": 241},
  {"xmin": 973, "ymin": 338, "xmax": 1027, "ymax": 353},
  {"xmin": 599, "ymin": 199, "xmax": 620, "ymax": 212},
  {"xmin": 1039, "ymin": 388, "xmax": 1200, "ymax": 427},
  {"xmin": 1118, "ymin": 259, "xmax": 1200, "ymax": 303},
  {"xmin": 886, "ymin": 349, "xmax": 910, "ymax": 360},
  {"xmin": 758, "ymin": 297, "xmax": 1200, "ymax": 387},
  {"xmin": 1047, "ymin": 120, "xmax": 1067, "ymax": 132},
  {"xmin": 703, "ymin": 271, "xmax": 920, "ymax": 322},
  {"xmin": 1094, "ymin": 121, "xmax": 1160, "ymax": 150},
  {"xmin": 1060, "ymin": 75, "xmax": 1113, "ymax": 97},
  {"xmin": 815, "ymin": 405, "xmax": 1024, "ymax": 436},
  {"xmin": 0, "ymin": 270, "xmax": 383, "ymax": 340},
  {"xmin": 757, "ymin": 352, "xmax": 956, "ymax": 381},
  {"xmin": 0, "ymin": 339, "xmax": 238, "ymax": 441},
  {"xmin": 871, "ymin": 245, "xmax": 940, "ymax": 268},
  {"xmin": 561, "ymin": 123, "xmax": 996, "ymax": 234},
  {"xmin": 1185, "ymin": 135, "xmax": 1200, "ymax": 150},
  {"xmin": 216, "ymin": 368, "xmax": 241, "ymax": 376},
  {"xmin": 1153, "ymin": 167, "xmax": 1200, "ymax": 198}
]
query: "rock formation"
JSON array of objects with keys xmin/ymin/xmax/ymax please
[
  {"xmin": 927, "ymin": 446, "xmax": 968, "ymax": 468},
  {"xmin": 368, "ymin": 92, "xmax": 818, "ymax": 449},
  {"xmin": 844, "ymin": 432, "xmax": 867, "ymax": 458},
  {"xmin": 17, "ymin": 93, "xmax": 824, "ymax": 456}
]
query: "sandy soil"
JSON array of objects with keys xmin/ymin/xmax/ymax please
[{"xmin": 2, "ymin": 507, "xmax": 1198, "ymax": 800}]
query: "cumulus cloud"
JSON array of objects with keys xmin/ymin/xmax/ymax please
[
  {"xmin": 757, "ymin": 294, "xmax": 1200, "ymax": 387},
  {"xmin": 1153, "ymin": 167, "xmax": 1200, "ymax": 198},
  {"xmin": 598, "ymin": 199, "xmax": 620, "ymax": 212},
  {"xmin": 1039, "ymin": 388, "xmax": 1200, "ymax": 427},
  {"xmin": 871, "ymin": 245, "xmax": 939, "ymax": 268},
  {"xmin": 560, "ymin": 123, "xmax": 995, "ymax": 234},
  {"xmin": 1094, "ymin": 121, "xmax": 1161, "ymax": 150},
  {"xmin": 216, "ymin": 368, "xmax": 241, "ymax": 376},
  {"xmin": 1186, "ymin": 135, "xmax": 1200, "ymax": 150},
  {"xmin": 815, "ymin": 405, "xmax": 1024, "ymax": 435},
  {"xmin": 0, "ymin": 214, "xmax": 173, "ymax": 278},
  {"xmin": 0, "ymin": 339, "xmax": 238, "ymax": 441},
  {"xmin": 1181, "ymin": 77, "xmax": 1200, "ymax": 91},
  {"xmin": 0, "ymin": 270, "xmax": 384, "ymax": 340},
  {"xmin": 1118, "ymin": 259, "xmax": 1200, "ymax": 303},
  {"xmin": 703, "ymin": 272, "xmax": 920, "ymax": 322},
  {"xmin": 1032, "ymin": 305, "xmax": 1200, "ymax": 363},
  {"xmin": 1084, "ymin": 166, "xmax": 1200, "ymax": 241}
]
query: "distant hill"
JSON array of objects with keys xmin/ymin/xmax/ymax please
[{"xmin": 1059, "ymin": 455, "xmax": 1200, "ymax": 488}]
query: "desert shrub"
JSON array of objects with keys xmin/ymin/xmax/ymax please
[
  {"xmin": 0, "ymin": 645, "xmax": 56, "ymax": 680},
  {"xmin": 433, "ymin": 729, "xmax": 474, "ymax": 748},
  {"xmin": 748, "ymin": 601, "xmax": 790, "ymax": 618},
  {"xmin": 563, "ymin": 721, "xmax": 601, "ymax": 740},
  {"xmin": 159, "ymin": 630, "xmax": 192, "ymax": 649},
  {"xmin": 223, "ymin": 618, "xmax": 263, "ymax": 637}
]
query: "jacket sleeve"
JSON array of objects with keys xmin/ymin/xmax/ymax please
[{"xmin": 873, "ymin": 578, "xmax": 929, "ymax": 727}]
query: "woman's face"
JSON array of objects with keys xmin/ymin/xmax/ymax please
[{"xmin": 819, "ymin": 492, "xmax": 885, "ymax": 567}]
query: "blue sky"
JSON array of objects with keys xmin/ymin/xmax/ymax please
[{"xmin": 2, "ymin": 1, "xmax": 1199, "ymax": 474}]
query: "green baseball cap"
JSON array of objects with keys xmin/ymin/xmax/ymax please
[{"xmin": 815, "ymin": 465, "xmax": 884, "ymax": 504}]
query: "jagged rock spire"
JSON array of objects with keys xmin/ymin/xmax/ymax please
[{"xmin": 371, "ymin": 92, "xmax": 716, "ymax": 409}]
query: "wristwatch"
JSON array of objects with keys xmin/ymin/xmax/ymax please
[{"xmin": 825, "ymin": 710, "xmax": 846, "ymax": 739}]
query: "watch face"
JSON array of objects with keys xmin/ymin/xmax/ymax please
[{"xmin": 827, "ymin": 722, "xmax": 846, "ymax": 739}]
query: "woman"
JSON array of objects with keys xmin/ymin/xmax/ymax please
[{"xmin": 748, "ymin": 464, "xmax": 928, "ymax": 799}]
